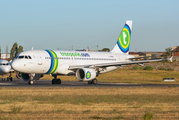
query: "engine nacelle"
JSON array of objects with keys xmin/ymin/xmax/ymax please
[
  {"xmin": 76, "ymin": 68, "xmax": 96, "ymax": 81},
  {"xmin": 16, "ymin": 72, "xmax": 43, "ymax": 81}
]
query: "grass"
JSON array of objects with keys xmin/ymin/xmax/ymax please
[
  {"xmin": 12, "ymin": 105, "xmax": 23, "ymax": 114},
  {"xmin": 158, "ymin": 67, "xmax": 166, "ymax": 70},
  {"xmin": 132, "ymin": 66, "xmax": 143, "ymax": 70},
  {"xmin": 144, "ymin": 66, "xmax": 153, "ymax": 70},
  {"xmin": 96, "ymin": 69, "xmax": 179, "ymax": 84},
  {"xmin": 143, "ymin": 111, "xmax": 153, "ymax": 120},
  {"xmin": 0, "ymin": 87, "xmax": 179, "ymax": 119},
  {"xmin": 167, "ymin": 68, "xmax": 174, "ymax": 71}
]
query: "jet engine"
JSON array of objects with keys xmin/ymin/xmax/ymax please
[
  {"xmin": 16, "ymin": 72, "xmax": 43, "ymax": 81},
  {"xmin": 76, "ymin": 68, "xmax": 96, "ymax": 81}
]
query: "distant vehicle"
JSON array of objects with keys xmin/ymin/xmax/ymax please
[
  {"xmin": 12, "ymin": 20, "xmax": 162, "ymax": 85},
  {"xmin": 0, "ymin": 59, "xmax": 13, "ymax": 81}
]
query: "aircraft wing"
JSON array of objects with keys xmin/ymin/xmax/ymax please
[
  {"xmin": 68, "ymin": 59, "xmax": 162, "ymax": 70},
  {"xmin": 128, "ymin": 56, "xmax": 152, "ymax": 60}
]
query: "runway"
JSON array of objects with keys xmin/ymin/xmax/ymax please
[{"xmin": 0, "ymin": 79, "xmax": 179, "ymax": 88}]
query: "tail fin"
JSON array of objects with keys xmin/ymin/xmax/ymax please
[{"xmin": 111, "ymin": 20, "xmax": 132, "ymax": 54}]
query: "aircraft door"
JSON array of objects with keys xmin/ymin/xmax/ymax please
[
  {"xmin": 71, "ymin": 56, "xmax": 76, "ymax": 64},
  {"xmin": 36, "ymin": 52, "xmax": 43, "ymax": 65}
]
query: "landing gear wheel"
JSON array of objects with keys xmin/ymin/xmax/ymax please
[
  {"xmin": 52, "ymin": 79, "xmax": 55, "ymax": 84},
  {"xmin": 88, "ymin": 81, "xmax": 92, "ymax": 84},
  {"xmin": 7, "ymin": 77, "xmax": 12, "ymax": 81},
  {"xmin": 28, "ymin": 80, "xmax": 34, "ymax": 85},
  {"xmin": 52, "ymin": 79, "xmax": 61, "ymax": 84},
  {"xmin": 56, "ymin": 79, "xmax": 61, "ymax": 84},
  {"xmin": 92, "ymin": 78, "xmax": 97, "ymax": 85}
]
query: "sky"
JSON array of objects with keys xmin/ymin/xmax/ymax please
[{"xmin": 0, "ymin": 0, "xmax": 179, "ymax": 53}]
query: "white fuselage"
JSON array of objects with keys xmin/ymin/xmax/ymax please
[
  {"xmin": 0, "ymin": 60, "xmax": 11, "ymax": 75},
  {"xmin": 12, "ymin": 50, "xmax": 134, "ymax": 75}
]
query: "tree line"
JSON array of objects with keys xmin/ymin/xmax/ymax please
[
  {"xmin": 0, "ymin": 42, "xmax": 23, "ymax": 61},
  {"xmin": 10, "ymin": 42, "xmax": 23, "ymax": 60}
]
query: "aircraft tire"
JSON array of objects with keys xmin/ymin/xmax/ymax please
[
  {"xmin": 92, "ymin": 78, "xmax": 97, "ymax": 85},
  {"xmin": 28, "ymin": 80, "xmax": 33, "ymax": 85},
  {"xmin": 88, "ymin": 81, "xmax": 92, "ymax": 84},
  {"xmin": 10, "ymin": 77, "xmax": 13, "ymax": 81},
  {"xmin": 52, "ymin": 79, "xmax": 55, "ymax": 84},
  {"xmin": 56, "ymin": 79, "xmax": 61, "ymax": 84}
]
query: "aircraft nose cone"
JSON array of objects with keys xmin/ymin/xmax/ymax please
[
  {"xmin": 12, "ymin": 60, "xmax": 20, "ymax": 71},
  {"xmin": 3, "ymin": 67, "xmax": 11, "ymax": 73},
  {"xmin": 0, "ymin": 66, "xmax": 11, "ymax": 73}
]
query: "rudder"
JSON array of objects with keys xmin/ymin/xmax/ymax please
[{"xmin": 111, "ymin": 20, "xmax": 132, "ymax": 54}]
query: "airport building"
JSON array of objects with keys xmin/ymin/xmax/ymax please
[
  {"xmin": 172, "ymin": 46, "xmax": 179, "ymax": 61},
  {"xmin": 129, "ymin": 52, "xmax": 164, "ymax": 59},
  {"xmin": 0, "ymin": 53, "xmax": 10, "ymax": 60}
]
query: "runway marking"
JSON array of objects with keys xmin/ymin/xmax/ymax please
[{"xmin": 0, "ymin": 83, "xmax": 18, "ymax": 85}]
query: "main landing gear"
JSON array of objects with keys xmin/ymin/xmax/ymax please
[
  {"xmin": 88, "ymin": 78, "xmax": 98, "ymax": 85},
  {"xmin": 52, "ymin": 75, "xmax": 61, "ymax": 84}
]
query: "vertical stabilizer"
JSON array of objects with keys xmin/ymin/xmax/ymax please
[{"xmin": 111, "ymin": 20, "xmax": 132, "ymax": 54}]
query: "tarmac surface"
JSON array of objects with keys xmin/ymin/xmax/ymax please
[{"xmin": 0, "ymin": 78, "xmax": 179, "ymax": 88}]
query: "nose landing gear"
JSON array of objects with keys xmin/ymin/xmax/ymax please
[
  {"xmin": 2, "ymin": 72, "xmax": 13, "ymax": 81},
  {"xmin": 28, "ymin": 73, "xmax": 34, "ymax": 85},
  {"xmin": 28, "ymin": 80, "xmax": 34, "ymax": 85},
  {"xmin": 7, "ymin": 72, "xmax": 13, "ymax": 81}
]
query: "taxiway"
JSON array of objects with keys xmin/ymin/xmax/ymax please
[{"xmin": 0, "ymin": 79, "xmax": 178, "ymax": 88}]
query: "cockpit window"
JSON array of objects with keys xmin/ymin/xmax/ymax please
[
  {"xmin": 0, "ymin": 63, "xmax": 9, "ymax": 66},
  {"xmin": 28, "ymin": 56, "xmax": 32, "ymax": 59},
  {"xmin": 18, "ymin": 56, "xmax": 24, "ymax": 59},
  {"xmin": 17, "ymin": 55, "xmax": 32, "ymax": 59}
]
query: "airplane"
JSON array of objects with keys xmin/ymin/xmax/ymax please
[
  {"xmin": 0, "ymin": 59, "xmax": 13, "ymax": 81},
  {"xmin": 11, "ymin": 20, "xmax": 162, "ymax": 85}
]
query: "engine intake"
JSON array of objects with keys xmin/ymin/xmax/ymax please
[{"xmin": 76, "ymin": 68, "xmax": 96, "ymax": 81}]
